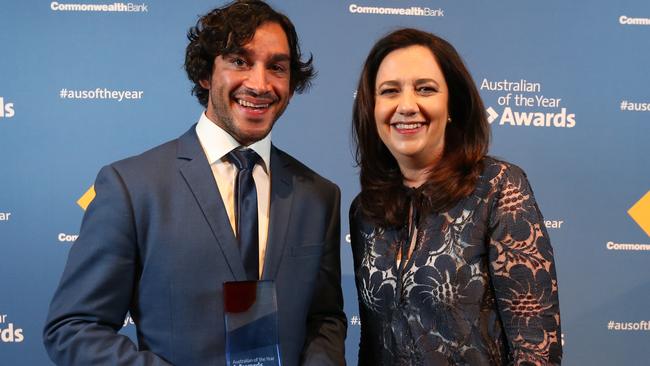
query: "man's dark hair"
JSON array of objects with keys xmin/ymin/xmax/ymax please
[
  {"xmin": 352, "ymin": 28, "xmax": 490, "ymax": 227},
  {"xmin": 185, "ymin": 0, "xmax": 314, "ymax": 107}
]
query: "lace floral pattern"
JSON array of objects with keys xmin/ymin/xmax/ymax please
[{"xmin": 350, "ymin": 158, "xmax": 562, "ymax": 365}]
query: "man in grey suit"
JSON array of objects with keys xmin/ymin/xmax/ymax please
[{"xmin": 43, "ymin": 1, "xmax": 347, "ymax": 365}]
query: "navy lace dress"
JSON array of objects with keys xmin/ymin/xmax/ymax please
[{"xmin": 350, "ymin": 158, "xmax": 562, "ymax": 365}]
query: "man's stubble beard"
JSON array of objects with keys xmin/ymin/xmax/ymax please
[{"xmin": 210, "ymin": 85, "xmax": 288, "ymax": 146}]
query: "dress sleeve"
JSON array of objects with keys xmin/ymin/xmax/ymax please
[
  {"xmin": 348, "ymin": 196, "xmax": 372, "ymax": 365},
  {"xmin": 487, "ymin": 164, "xmax": 562, "ymax": 365}
]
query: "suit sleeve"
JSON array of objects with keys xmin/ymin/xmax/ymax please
[
  {"xmin": 43, "ymin": 165, "xmax": 172, "ymax": 366},
  {"xmin": 487, "ymin": 165, "xmax": 562, "ymax": 366},
  {"xmin": 300, "ymin": 185, "xmax": 347, "ymax": 366}
]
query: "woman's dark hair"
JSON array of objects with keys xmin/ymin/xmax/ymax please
[
  {"xmin": 352, "ymin": 28, "xmax": 490, "ymax": 227},
  {"xmin": 184, "ymin": 0, "xmax": 314, "ymax": 107}
]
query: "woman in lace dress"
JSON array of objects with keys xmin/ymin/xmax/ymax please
[{"xmin": 350, "ymin": 28, "xmax": 562, "ymax": 365}]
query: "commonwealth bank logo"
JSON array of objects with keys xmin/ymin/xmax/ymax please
[
  {"xmin": 628, "ymin": 191, "xmax": 650, "ymax": 237},
  {"xmin": 77, "ymin": 185, "xmax": 95, "ymax": 210},
  {"xmin": 50, "ymin": 2, "xmax": 148, "ymax": 12}
]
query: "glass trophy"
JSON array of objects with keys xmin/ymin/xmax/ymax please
[{"xmin": 224, "ymin": 280, "xmax": 281, "ymax": 366}]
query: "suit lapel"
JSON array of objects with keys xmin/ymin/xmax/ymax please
[
  {"xmin": 176, "ymin": 126, "xmax": 247, "ymax": 281},
  {"xmin": 262, "ymin": 146, "xmax": 294, "ymax": 280}
]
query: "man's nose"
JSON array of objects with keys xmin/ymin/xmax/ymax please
[{"xmin": 243, "ymin": 64, "xmax": 271, "ymax": 94}]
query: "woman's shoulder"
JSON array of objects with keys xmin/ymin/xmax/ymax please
[
  {"xmin": 348, "ymin": 193, "xmax": 371, "ymax": 229},
  {"xmin": 348, "ymin": 193, "xmax": 392, "ymax": 237},
  {"xmin": 481, "ymin": 156, "xmax": 530, "ymax": 186},
  {"xmin": 470, "ymin": 156, "xmax": 533, "ymax": 203},
  {"xmin": 349, "ymin": 193, "xmax": 362, "ymax": 218}
]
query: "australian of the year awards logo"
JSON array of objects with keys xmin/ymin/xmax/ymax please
[
  {"xmin": 1, "ymin": 314, "xmax": 24, "ymax": 343},
  {"xmin": 544, "ymin": 219, "xmax": 564, "ymax": 229},
  {"xmin": 0, "ymin": 97, "xmax": 15, "ymax": 118},
  {"xmin": 0, "ymin": 211, "xmax": 11, "ymax": 221},
  {"xmin": 480, "ymin": 78, "xmax": 576, "ymax": 128}
]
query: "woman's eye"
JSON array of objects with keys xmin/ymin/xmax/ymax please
[
  {"xmin": 379, "ymin": 88, "xmax": 398, "ymax": 96},
  {"xmin": 417, "ymin": 86, "xmax": 437, "ymax": 94}
]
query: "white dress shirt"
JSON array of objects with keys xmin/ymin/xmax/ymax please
[{"xmin": 195, "ymin": 112, "xmax": 271, "ymax": 277}]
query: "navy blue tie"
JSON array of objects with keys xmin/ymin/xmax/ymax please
[{"xmin": 227, "ymin": 148, "xmax": 261, "ymax": 280}]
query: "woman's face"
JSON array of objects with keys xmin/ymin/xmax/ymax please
[{"xmin": 374, "ymin": 45, "xmax": 449, "ymax": 169}]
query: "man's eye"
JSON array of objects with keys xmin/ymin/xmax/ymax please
[
  {"xmin": 231, "ymin": 57, "xmax": 247, "ymax": 67},
  {"xmin": 270, "ymin": 64, "xmax": 287, "ymax": 73}
]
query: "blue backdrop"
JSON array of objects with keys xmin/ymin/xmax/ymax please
[{"xmin": 1, "ymin": 1, "xmax": 649, "ymax": 365}]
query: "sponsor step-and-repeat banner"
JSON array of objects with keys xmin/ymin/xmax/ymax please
[{"xmin": 1, "ymin": 1, "xmax": 649, "ymax": 365}]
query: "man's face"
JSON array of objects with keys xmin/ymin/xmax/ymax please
[{"xmin": 200, "ymin": 22, "xmax": 292, "ymax": 146}]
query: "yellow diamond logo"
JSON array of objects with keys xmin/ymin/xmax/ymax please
[
  {"xmin": 77, "ymin": 185, "xmax": 96, "ymax": 211},
  {"xmin": 628, "ymin": 190, "xmax": 650, "ymax": 237}
]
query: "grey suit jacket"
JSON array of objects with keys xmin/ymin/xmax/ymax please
[{"xmin": 44, "ymin": 126, "xmax": 347, "ymax": 365}]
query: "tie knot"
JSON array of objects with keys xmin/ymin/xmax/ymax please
[{"xmin": 227, "ymin": 148, "xmax": 260, "ymax": 171}]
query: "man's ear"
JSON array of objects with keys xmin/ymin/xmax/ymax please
[{"xmin": 199, "ymin": 79, "xmax": 210, "ymax": 90}]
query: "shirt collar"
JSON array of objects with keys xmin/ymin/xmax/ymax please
[{"xmin": 195, "ymin": 112, "xmax": 271, "ymax": 172}]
